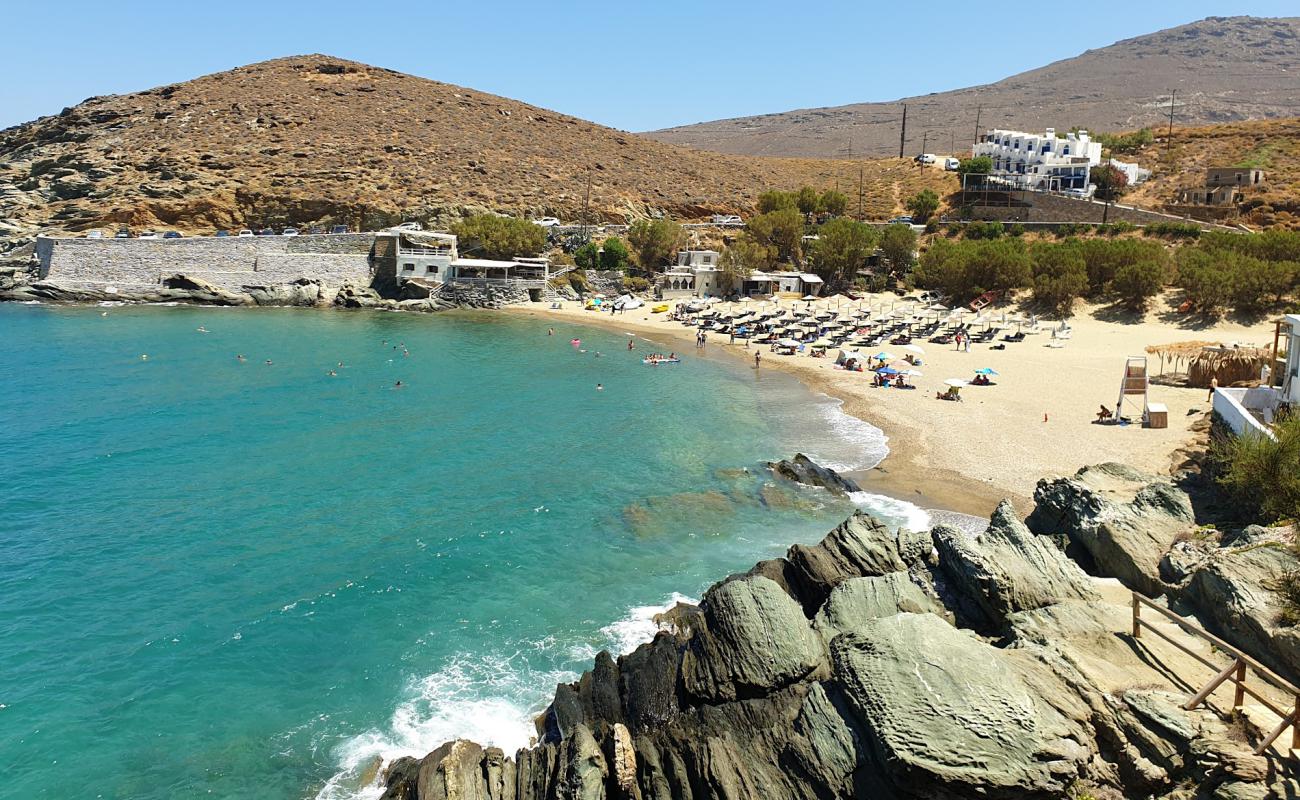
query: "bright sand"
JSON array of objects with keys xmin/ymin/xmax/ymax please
[{"xmin": 510, "ymin": 293, "xmax": 1275, "ymax": 517}]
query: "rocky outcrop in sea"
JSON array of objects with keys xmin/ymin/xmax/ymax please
[{"xmin": 375, "ymin": 462, "xmax": 1300, "ymax": 800}]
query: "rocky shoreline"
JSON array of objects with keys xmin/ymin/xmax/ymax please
[{"xmin": 371, "ymin": 459, "xmax": 1299, "ymax": 800}]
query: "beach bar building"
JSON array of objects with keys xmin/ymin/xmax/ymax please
[{"xmin": 378, "ymin": 229, "xmax": 550, "ymax": 294}]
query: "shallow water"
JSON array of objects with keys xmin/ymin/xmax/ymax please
[{"xmin": 0, "ymin": 304, "xmax": 924, "ymax": 799}]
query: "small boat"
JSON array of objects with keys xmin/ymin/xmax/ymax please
[{"xmin": 642, "ymin": 357, "xmax": 681, "ymax": 365}]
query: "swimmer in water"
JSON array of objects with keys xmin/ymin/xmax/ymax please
[
  {"xmin": 595, "ymin": 351, "xmax": 602, "ymax": 357},
  {"xmin": 596, "ymin": 383, "xmax": 604, "ymax": 391},
  {"xmin": 236, "ymin": 354, "xmax": 246, "ymax": 362},
  {"xmin": 337, "ymin": 361, "xmax": 344, "ymax": 368},
  {"xmin": 548, "ymin": 328, "xmax": 554, "ymax": 336},
  {"xmin": 140, "ymin": 354, "xmax": 149, "ymax": 360},
  {"xmin": 265, "ymin": 359, "xmax": 273, "ymax": 365},
  {"xmin": 627, "ymin": 339, "xmax": 635, "ymax": 350},
  {"xmin": 394, "ymin": 380, "xmax": 403, "ymax": 389},
  {"xmin": 196, "ymin": 326, "xmax": 208, "ymax": 333},
  {"xmin": 328, "ymin": 369, "xmax": 337, "ymax": 377}
]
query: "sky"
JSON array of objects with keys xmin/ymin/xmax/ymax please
[{"xmin": 1, "ymin": 0, "xmax": 1297, "ymax": 132}]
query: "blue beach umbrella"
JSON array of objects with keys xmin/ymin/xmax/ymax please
[
  {"xmin": 974, "ymin": 367, "xmax": 999, "ymax": 375},
  {"xmin": 877, "ymin": 366, "xmax": 900, "ymax": 376}
]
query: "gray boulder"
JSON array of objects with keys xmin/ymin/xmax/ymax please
[
  {"xmin": 934, "ymin": 500, "xmax": 1098, "ymax": 628},
  {"xmin": 1027, "ymin": 463, "xmax": 1194, "ymax": 595},
  {"xmin": 246, "ymin": 279, "xmax": 322, "ymax": 306},
  {"xmin": 1178, "ymin": 543, "xmax": 1300, "ymax": 683},
  {"xmin": 813, "ymin": 573, "xmax": 948, "ymax": 643},
  {"xmin": 785, "ymin": 513, "xmax": 926, "ymax": 613},
  {"xmin": 682, "ymin": 575, "xmax": 824, "ymax": 703},
  {"xmin": 832, "ymin": 613, "xmax": 1090, "ymax": 799},
  {"xmin": 767, "ymin": 454, "xmax": 861, "ymax": 495}
]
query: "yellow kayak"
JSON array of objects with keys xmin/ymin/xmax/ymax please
[{"xmin": 651, "ymin": 304, "xmax": 669, "ymax": 313}]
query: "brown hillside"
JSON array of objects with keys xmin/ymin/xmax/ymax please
[
  {"xmin": 0, "ymin": 55, "xmax": 954, "ymax": 238},
  {"xmin": 1098, "ymin": 117, "xmax": 1300, "ymax": 229},
  {"xmin": 646, "ymin": 16, "xmax": 1300, "ymax": 159}
]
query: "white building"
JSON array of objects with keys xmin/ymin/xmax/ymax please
[
  {"xmin": 1211, "ymin": 314, "xmax": 1300, "ymax": 440},
  {"xmin": 973, "ymin": 127, "xmax": 1100, "ymax": 193},
  {"xmin": 380, "ymin": 229, "xmax": 549, "ymax": 288},
  {"xmin": 972, "ymin": 127, "xmax": 1150, "ymax": 194}
]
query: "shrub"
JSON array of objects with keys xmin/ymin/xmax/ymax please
[
  {"xmin": 1007, "ymin": 223, "xmax": 1026, "ymax": 237},
  {"xmin": 1112, "ymin": 260, "xmax": 1167, "ymax": 310},
  {"xmin": 879, "ymin": 223, "xmax": 918, "ymax": 275},
  {"xmin": 1175, "ymin": 249, "xmax": 1232, "ymax": 314},
  {"xmin": 451, "ymin": 214, "xmax": 547, "ymax": 260},
  {"xmin": 758, "ymin": 190, "xmax": 798, "ymax": 214},
  {"xmin": 796, "ymin": 186, "xmax": 821, "ymax": 215},
  {"xmin": 573, "ymin": 241, "xmax": 600, "ymax": 270},
  {"xmin": 1275, "ymin": 566, "xmax": 1300, "ymax": 627},
  {"xmin": 1145, "ymin": 221, "xmax": 1202, "ymax": 239},
  {"xmin": 624, "ymin": 275, "xmax": 650, "ymax": 292},
  {"xmin": 905, "ymin": 189, "xmax": 940, "ymax": 223},
  {"xmin": 820, "ymin": 190, "xmax": 848, "ymax": 216},
  {"xmin": 1212, "ymin": 414, "xmax": 1300, "ymax": 524},
  {"xmin": 810, "ymin": 218, "xmax": 879, "ymax": 287},
  {"xmin": 957, "ymin": 156, "xmax": 993, "ymax": 175},
  {"xmin": 963, "ymin": 220, "xmax": 1004, "ymax": 240},
  {"xmin": 627, "ymin": 219, "xmax": 684, "ymax": 270},
  {"xmin": 1077, "ymin": 238, "xmax": 1170, "ymax": 295},
  {"xmin": 1030, "ymin": 241, "xmax": 1088, "ymax": 315},
  {"xmin": 598, "ymin": 236, "xmax": 630, "ymax": 271}
]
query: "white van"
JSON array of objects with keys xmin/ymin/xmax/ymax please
[
  {"xmin": 916, "ymin": 153, "xmax": 937, "ymax": 165},
  {"xmin": 944, "ymin": 157, "xmax": 961, "ymax": 171}
]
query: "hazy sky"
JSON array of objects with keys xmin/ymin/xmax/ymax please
[{"xmin": 1, "ymin": 0, "xmax": 1296, "ymax": 131}]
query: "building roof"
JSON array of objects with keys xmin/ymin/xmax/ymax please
[
  {"xmin": 452, "ymin": 257, "xmax": 524, "ymax": 269},
  {"xmin": 800, "ymin": 273, "xmax": 824, "ymax": 283}
]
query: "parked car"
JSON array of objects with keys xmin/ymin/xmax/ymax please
[
  {"xmin": 394, "ymin": 222, "xmax": 423, "ymax": 232},
  {"xmin": 943, "ymin": 157, "xmax": 960, "ymax": 171},
  {"xmin": 711, "ymin": 214, "xmax": 744, "ymax": 226},
  {"xmin": 115, "ymin": 229, "xmax": 131, "ymax": 239},
  {"xmin": 915, "ymin": 153, "xmax": 937, "ymax": 165},
  {"xmin": 215, "ymin": 230, "xmax": 231, "ymax": 237},
  {"xmin": 329, "ymin": 225, "xmax": 349, "ymax": 234},
  {"xmin": 85, "ymin": 230, "xmax": 104, "ymax": 239},
  {"xmin": 163, "ymin": 231, "xmax": 183, "ymax": 239},
  {"xmin": 237, "ymin": 229, "xmax": 254, "ymax": 237},
  {"xmin": 257, "ymin": 228, "xmax": 275, "ymax": 236},
  {"xmin": 308, "ymin": 227, "xmax": 325, "ymax": 235},
  {"xmin": 138, "ymin": 230, "xmax": 159, "ymax": 239},
  {"xmin": 887, "ymin": 216, "xmax": 913, "ymax": 225},
  {"xmin": 282, "ymin": 227, "xmax": 299, "ymax": 237},
  {"xmin": 533, "ymin": 217, "xmax": 562, "ymax": 228}
]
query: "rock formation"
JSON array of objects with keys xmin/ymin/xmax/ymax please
[{"xmin": 375, "ymin": 460, "xmax": 1300, "ymax": 800}]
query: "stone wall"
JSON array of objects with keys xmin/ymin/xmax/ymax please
[
  {"xmin": 954, "ymin": 191, "xmax": 1235, "ymax": 230},
  {"xmin": 36, "ymin": 233, "xmax": 376, "ymax": 291}
]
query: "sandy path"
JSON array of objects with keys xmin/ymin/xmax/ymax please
[{"xmin": 507, "ymin": 294, "xmax": 1272, "ymax": 518}]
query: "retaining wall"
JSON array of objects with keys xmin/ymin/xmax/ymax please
[{"xmin": 36, "ymin": 233, "xmax": 376, "ymax": 291}]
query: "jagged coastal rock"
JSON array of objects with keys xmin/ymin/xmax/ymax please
[{"xmin": 376, "ymin": 460, "xmax": 1300, "ymax": 800}]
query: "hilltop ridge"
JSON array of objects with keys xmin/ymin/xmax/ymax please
[
  {"xmin": 0, "ymin": 55, "xmax": 951, "ymax": 239},
  {"xmin": 646, "ymin": 16, "xmax": 1300, "ymax": 158}
]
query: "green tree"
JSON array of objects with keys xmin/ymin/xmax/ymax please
[
  {"xmin": 820, "ymin": 190, "xmax": 848, "ymax": 217},
  {"xmin": 905, "ymin": 189, "xmax": 940, "ymax": 223},
  {"xmin": 451, "ymin": 214, "xmax": 547, "ymax": 260},
  {"xmin": 810, "ymin": 218, "xmax": 879, "ymax": 288},
  {"xmin": 957, "ymin": 156, "xmax": 993, "ymax": 175},
  {"xmin": 1030, "ymin": 241, "xmax": 1088, "ymax": 315},
  {"xmin": 878, "ymin": 223, "xmax": 918, "ymax": 276},
  {"xmin": 796, "ymin": 186, "xmax": 821, "ymax": 215},
  {"xmin": 757, "ymin": 190, "xmax": 798, "ymax": 214},
  {"xmin": 1213, "ymin": 414, "xmax": 1300, "ymax": 524},
  {"xmin": 598, "ymin": 236, "xmax": 631, "ymax": 271},
  {"xmin": 1175, "ymin": 248, "xmax": 1232, "ymax": 315},
  {"xmin": 573, "ymin": 241, "xmax": 600, "ymax": 270},
  {"xmin": 719, "ymin": 237, "xmax": 772, "ymax": 290},
  {"xmin": 1091, "ymin": 163, "xmax": 1129, "ymax": 203},
  {"xmin": 747, "ymin": 209, "xmax": 805, "ymax": 265},
  {"xmin": 626, "ymin": 219, "xmax": 684, "ymax": 270},
  {"xmin": 1111, "ymin": 260, "xmax": 1168, "ymax": 310}
]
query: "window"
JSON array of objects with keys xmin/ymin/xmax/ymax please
[
  {"xmin": 1062, "ymin": 145, "xmax": 1070, "ymax": 156},
  {"xmin": 426, "ymin": 265, "xmax": 438, "ymax": 274},
  {"xmin": 702, "ymin": 255, "xmax": 712, "ymax": 264},
  {"xmin": 403, "ymin": 263, "xmax": 414, "ymax": 272}
]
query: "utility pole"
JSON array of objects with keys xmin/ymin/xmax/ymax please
[
  {"xmin": 1165, "ymin": 89, "xmax": 1177, "ymax": 161},
  {"xmin": 919, "ymin": 131, "xmax": 931, "ymax": 170},
  {"xmin": 973, "ymin": 106, "xmax": 982, "ymax": 145},
  {"xmin": 857, "ymin": 165, "xmax": 864, "ymax": 221},
  {"xmin": 898, "ymin": 104, "xmax": 907, "ymax": 159},
  {"xmin": 949, "ymin": 131, "xmax": 955, "ymax": 154},
  {"xmin": 581, "ymin": 170, "xmax": 592, "ymax": 241}
]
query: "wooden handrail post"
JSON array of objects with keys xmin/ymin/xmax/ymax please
[
  {"xmin": 1293, "ymin": 696, "xmax": 1300, "ymax": 751},
  {"xmin": 1234, "ymin": 661, "xmax": 1247, "ymax": 709},
  {"xmin": 1186, "ymin": 657, "xmax": 1242, "ymax": 711},
  {"xmin": 1132, "ymin": 594, "xmax": 1141, "ymax": 638}
]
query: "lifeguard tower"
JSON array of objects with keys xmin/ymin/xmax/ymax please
[{"xmin": 1115, "ymin": 356, "xmax": 1165, "ymax": 427}]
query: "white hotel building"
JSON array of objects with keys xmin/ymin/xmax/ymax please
[{"xmin": 971, "ymin": 128, "xmax": 1151, "ymax": 195}]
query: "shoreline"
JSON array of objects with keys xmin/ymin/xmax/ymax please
[{"xmin": 503, "ymin": 303, "xmax": 1009, "ymax": 518}]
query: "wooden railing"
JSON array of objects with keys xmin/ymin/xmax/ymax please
[{"xmin": 1132, "ymin": 592, "xmax": 1299, "ymax": 755}]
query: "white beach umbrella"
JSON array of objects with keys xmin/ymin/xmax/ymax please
[{"xmin": 903, "ymin": 369, "xmax": 924, "ymax": 377}]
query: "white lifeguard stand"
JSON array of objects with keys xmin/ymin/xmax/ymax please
[{"xmin": 1116, "ymin": 356, "xmax": 1150, "ymax": 424}]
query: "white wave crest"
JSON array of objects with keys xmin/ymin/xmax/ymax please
[{"xmin": 848, "ymin": 491, "xmax": 932, "ymax": 533}]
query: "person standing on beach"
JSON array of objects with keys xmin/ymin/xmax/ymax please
[
  {"xmin": 1208, "ymin": 376, "xmax": 1218, "ymax": 402},
  {"xmin": 754, "ymin": 351, "xmax": 761, "ymax": 369}
]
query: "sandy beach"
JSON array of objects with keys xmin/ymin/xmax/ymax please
[{"xmin": 508, "ymin": 294, "xmax": 1275, "ymax": 517}]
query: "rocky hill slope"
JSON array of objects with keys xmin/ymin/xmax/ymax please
[
  {"xmin": 647, "ymin": 16, "xmax": 1300, "ymax": 159},
  {"xmin": 0, "ymin": 55, "xmax": 952, "ymax": 242},
  {"xmin": 370, "ymin": 459, "xmax": 1300, "ymax": 800}
]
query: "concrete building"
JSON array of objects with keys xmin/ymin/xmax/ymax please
[
  {"xmin": 1211, "ymin": 314, "xmax": 1299, "ymax": 440},
  {"xmin": 376, "ymin": 229, "xmax": 550, "ymax": 294},
  {"xmin": 1177, "ymin": 167, "xmax": 1266, "ymax": 207},
  {"xmin": 1207, "ymin": 167, "xmax": 1265, "ymax": 189},
  {"xmin": 971, "ymin": 127, "xmax": 1148, "ymax": 195}
]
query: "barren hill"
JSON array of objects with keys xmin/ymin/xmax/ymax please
[
  {"xmin": 0, "ymin": 55, "xmax": 953, "ymax": 239},
  {"xmin": 645, "ymin": 16, "xmax": 1300, "ymax": 159}
]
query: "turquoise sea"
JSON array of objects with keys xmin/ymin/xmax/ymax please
[{"xmin": 0, "ymin": 303, "xmax": 927, "ymax": 799}]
